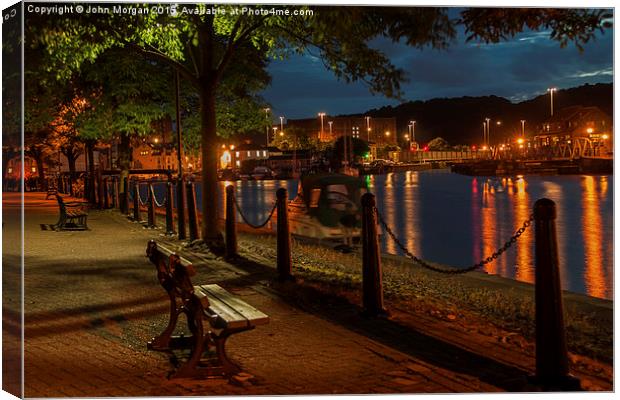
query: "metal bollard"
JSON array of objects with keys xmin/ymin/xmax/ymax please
[
  {"xmin": 165, "ymin": 182, "xmax": 175, "ymax": 235},
  {"xmin": 276, "ymin": 188, "xmax": 293, "ymax": 281},
  {"xmin": 186, "ymin": 181, "xmax": 199, "ymax": 241},
  {"xmin": 177, "ymin": 177, "xmax": 187, "ymax": 240},
  {"xmin": 103, "ymin": 178, "xmax": 110, "ymax": 209},
  {"xmin": 360, "ymin": 193, "xmax": 387, "ymax": 316},
  {"xmin": 147, "ymin": 183, "xmax": 156, "ymax": 228},
  {"xmin": 225, "ymin": 185, "xmax": 237, "ymax": 259},
  {"xmin": 122, "ymin": 177, "xmax": 129, "ymax": 214},
  {"xmin": 97, "ymin": 172, "xmax": 104, "ymax": 209},
  {"xmin": 533, "ymin": 198, "xmax": 581, "ymax": 390},
  {"xmin": 133, "ymin": 182, "xmax": 141, "ymax": 222},
  {"xmin": 112, "ymin": 176, "xmax": 118, "ymax": 209}
]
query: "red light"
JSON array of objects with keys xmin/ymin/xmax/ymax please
[
  {"xmin": 423, "ymin": 146, "xmax": 429, "ymax": 152},
  {"xmin": 471, "ymin": 145, "xmax": 477, "ymax": 150}
]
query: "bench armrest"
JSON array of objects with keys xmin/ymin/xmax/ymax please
[{"xmin": 64, "ymin": 201, "xmax": 89, "ymax": 207}]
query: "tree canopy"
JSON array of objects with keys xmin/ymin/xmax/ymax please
[{"xmin": 23, "ymin": 4, "xmax": 612, "ymax": 241}]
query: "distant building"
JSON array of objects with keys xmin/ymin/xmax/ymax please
[
  {"xmin": 284, "ymin": 116, "xmax": 398, "ymax": 146},
  {"xmin": 533, "ymin": 106, "xmax": 612, "ymax": 156}
]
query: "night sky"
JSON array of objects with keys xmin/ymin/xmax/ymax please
[{"xmin": 263, "ymin": 13, "xmax": 613, "ymax": 120}]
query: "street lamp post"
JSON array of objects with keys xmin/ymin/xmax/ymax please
[
  {"xmin": 318, "ymin": 112, "xmax": 326, "ymax": 141},
  {"xmin": 280, "ymin": 116, "xmax": 284, "ymax": 134},
  {"xmin": 365, "ymin": 116, "xmax": 371, "ymax": 142},
  {"xmin": 485, "ymin": 117, "xmax": 491, "ymax": 146},
  {"xmin": 410, "ymin": 120, "xmax": 416, "ymax": 144},
  {"xmin": 264, "ymin": 108, "xmax": 270, "ymax": 145},
  {"xmin": 547, "ymin": 87, "xmax": 557, "ymax": 116},
  {"xmin": 520, "ymin": 120, "xmax": 526, "ymax": 137},
  {"xmin": 482, "ymin": 122, "xmax": 487, "ymax": 146}
]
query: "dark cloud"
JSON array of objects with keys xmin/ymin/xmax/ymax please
[{"xmin": 262, "ymin": 17, "xmax": 613, "ymax": 119}]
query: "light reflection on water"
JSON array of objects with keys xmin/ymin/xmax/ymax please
[{"xmin": 179, "ymin": 169, "xmax": 613, "ymax": 299}]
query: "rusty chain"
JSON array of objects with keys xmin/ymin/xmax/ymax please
[
  {"xmin": 136, "ymin": 185, "xmax": 148, "ymax": 206},
  {"xmin": 233, "ymin": 196, "xmax": 277, "ymax": 229},
  {"xmin": 375, "ymin": 207, "xmax": 534, "ymax": 274},
  {"xmin": 150, "ymin": 187, "xmax": 166, "ymax": 208}
]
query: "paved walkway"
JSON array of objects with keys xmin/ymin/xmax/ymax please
[{"xmin": 2, "ymin": 192, "xmax": 611, "ymax": 397}]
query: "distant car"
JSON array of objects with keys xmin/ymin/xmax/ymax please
[{"xmin": 251, "ymin": 166, "xmax": 273, "ymax": 180}]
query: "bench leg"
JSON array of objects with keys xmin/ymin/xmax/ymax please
[
  {"xmin": 212, "ymin": 328, "xmax": 248, "ymax": 375},
  {"xmin": 148, "ymin": 293, "xmax": 181, "ymax": 351},
  {"xmin": 171, "ymin": 300, "xmax": 208, "ymax": 379}
]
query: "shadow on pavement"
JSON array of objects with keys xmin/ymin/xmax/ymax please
[{"xmin": 220, "ymin": 253, "xmax": 530, "ymax": 391}]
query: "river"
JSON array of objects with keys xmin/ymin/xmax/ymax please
[{"xmin": 148, "ymin": 170, "xmax": 613, "ymax": 300}]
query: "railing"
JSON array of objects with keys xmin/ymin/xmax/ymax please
[{"xmin": 81, "ymin": 172, "xmax": 580, "ymax": 390}]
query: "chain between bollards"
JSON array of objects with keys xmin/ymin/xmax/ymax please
[{"xmin": 234, "ymin": 196, "xmax": 277, "ymax": 229}]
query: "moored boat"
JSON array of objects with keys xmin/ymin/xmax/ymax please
[{"xmin": 288, "ymin": 173, "xmax": 367, "ymax": 240}]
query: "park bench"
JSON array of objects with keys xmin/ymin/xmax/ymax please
[
  {"xmin": 45, "ymin": 187, "xmax": 58, "ymax": 200},
  {"xmin": 145, "ymin": 240, "xmax": 269, "ymax": 378},
  {"xmin": 54, "ymin": 194, "xmax": 89, "ymax": 230}
]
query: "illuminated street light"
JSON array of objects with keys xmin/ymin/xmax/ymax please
[
  {"xmin": 410, "ymin": 120, "xmax": 416, "ymax": 143},
  {"xmin": 264, "ymin": 108, "xmax": 271, "ymax": 145},
  {"xmin": 485, "ymin": 117, "xmax": 490, "ymax": 145},
  {"xmin": 586, "ymin": 127, "xmax": 594, "ymax": 134},
  {"xmin": 520, "ymin": 120, "xmax": 526, "ymax": 137},
  {"xmin": 547, "ymin": 87, "xmax": 557, "ymax": 116},
  {"xmin": 318, "ymin": 112, "xmax": 326, "ymax": 141},
  {"xmin": 365, "ymin": 116, "xmax": 371, "ymax": 141},
  {"xmin": 280, "ymin": 116, "xmax": 285, "ymax": 133},
  {"xmin": 328, "ymin": 120, "xmax": 333, "ymax": 139},
  {"xmin": 602, "ymin": 134, "xmax": 609, "ymax": 140},
  {"xmin": 517, "ymin": 138, "xmax": 525, "ymax": 145}
]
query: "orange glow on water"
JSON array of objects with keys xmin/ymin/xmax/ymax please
[
  {"xmin": 513, "ymin": 178, "xmax": 533, "ymax": 283},
  {"xmin": 581, "ymin": 176, "xmax": 608, "ymax": 298}
]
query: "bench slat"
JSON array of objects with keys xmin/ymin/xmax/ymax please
[
  {"xmin": 193, "ymin": 286, "xmax": 248, "ymax": 329},
  {"xmin": 196, "ymin": 284, "xmax": 269, "ymax": 329},
  {"xmin": 152, "ymin": 244, "xmax": 194, "ymax": 272}
]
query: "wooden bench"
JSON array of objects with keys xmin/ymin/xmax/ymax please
[
  {"xmin": 45, "ymin": 187, "xmax": 58, "ymax": 200},
  {"xmin": 55, "ymin": 194, "xmax": 89, "ymax": 230},
  {"xmin": 146, "ymin": 240, "xmax": 269, "ymax": 378}
]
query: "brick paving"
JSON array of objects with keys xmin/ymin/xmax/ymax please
[{"xmin": 1, "ymin": 192, "xmax": 609, "ymax": 397}]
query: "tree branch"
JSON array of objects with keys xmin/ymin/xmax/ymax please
[
  {"xmin": 215, "ymin": 16, "xmax": 268, "ymax": 82},
  {"xmin": 128, "ymin": 44, "xmax": 200, "ymax": 88}
]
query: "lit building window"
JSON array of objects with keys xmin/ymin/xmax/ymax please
[
  {"xmin": 235, "ymin": 152, "xmax": 239, "ymax": 157},
  {"xmin": 235, "ymin": 160, "xmax": 240, "ymax": 167},
  {"xmin": 247, "ymin": 151, "xmax": 251, "ymax": 157},
  {"xmin": 256, "ymin": 150, "xmax": 260, "ymax": 157},
  {"xmin": 263, "ymin": 151, "xmax": 267, "ymax": 157}
]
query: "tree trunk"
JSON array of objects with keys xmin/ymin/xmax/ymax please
[
  {"xmin": 63, "ymin": 147, "xmax": 79, "ymax": 195},
  {"xmin": 86, "ymin": 140, "xmax": 96, "ymax": 203},
  {"xmin": 35, "ymin": 154, "xmax": 46, "ymax": 191},
  {"xmin": 117, "ymin": 134, "xmax": 132, "ymax": 212},
  {"xmin": 200, "ymin": 81, "xmax": 222, "ymax": 243}
]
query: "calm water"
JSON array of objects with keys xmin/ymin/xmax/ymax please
[{"xmin": 149, "ymin": 170, "xmax": 613, "ymax": 299}]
